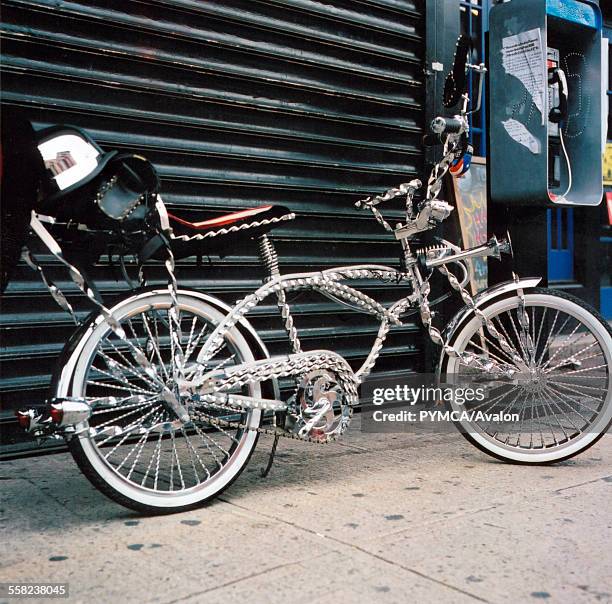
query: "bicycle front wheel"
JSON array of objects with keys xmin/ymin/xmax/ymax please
[
  {"xmin": 441, "ymin": 288, "xmax": 612, "ymax": 464},
  {"xmin": 63, "ymin": 290, "xmax": 262, "ymax": 514}
]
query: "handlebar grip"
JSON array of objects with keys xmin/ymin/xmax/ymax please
[{"xmin": 431, "ymin": 116, "xmax": 463, "ymax": 135}]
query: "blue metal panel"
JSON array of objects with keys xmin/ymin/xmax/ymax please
[
  {"xmin": 601, "ymin": 287, "xmax": 612, "ymax": 319},
  {"xmin": 547, "ymin": 208, "xmax": 575, "ymax": 281},
  {"xmin": 547, "ymin": 0, "xmax": 601, "ymax": 29},
  {"xmin": 460, "ymin": 0, "xmax": 488, "ymax": 156}
]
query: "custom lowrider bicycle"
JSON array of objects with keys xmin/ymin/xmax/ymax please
[{"xmin": 12, "ymin": 38, "xmax": 612, "ymax": 513}]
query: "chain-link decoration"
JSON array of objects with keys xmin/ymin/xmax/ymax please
[
  {"xmin": 258, "ymin": 235, "xmax": 301, "ymax": 354},
  {"xmin": 22, "ymin": 249, "xmax": 79, "ymax": 324},
  {"xmin": 27, "ymin": 213, "xmax": 126, "ymax": 338},
  {"xmin": 356, "ymin": 295, "xmax": 415, "ymax": 379},
  {"xmin": 367, "ymin": 204, "xmax": 394, "ymax": 232},
  {"xmin": 194, "ymin": 266, "xmax": 404, "ymax": 375},
  {"xmin": 355, "ymin": 181, "xmax": 421, "ymax": 233},
  {"xmin": 426, "ymin": 135, "xmax": 461, "ymax": 202},
  {"xmin": 356, "ymin": 181, "xmax": 421, "ymax": 210},
  {"xmin": 163, "ymin": 246, "xmax": 186, "ymax": 380},
  {"xmin": 432, "ymin": 263, "xmax": 524, "ymax": 376}
]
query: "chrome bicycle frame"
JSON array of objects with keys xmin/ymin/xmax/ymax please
[{"xmin": 18, "ymin": 60, "xmax": 523, "ymax": 445}]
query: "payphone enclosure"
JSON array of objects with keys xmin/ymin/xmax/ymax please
[{"xmin": 488, "ymin": 0, "xmax": 603, "ymax": 207}]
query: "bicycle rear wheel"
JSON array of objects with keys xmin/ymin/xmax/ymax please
[
  {"xmin": 441, "ymin": 288, "xmax": 612, "ymax": 464},
  {"xmin": 64, "ymin": 290, "xmax": 262, "ymax": 514}
]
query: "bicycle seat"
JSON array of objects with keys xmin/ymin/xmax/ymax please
[{"xmin": 165, "ymin": 204, "xmax": 295, "ymax": 259}]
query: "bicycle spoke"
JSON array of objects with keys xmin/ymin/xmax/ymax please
[
  {"xmin": 512, "ymin": 391, "xmax": 533, "ymax": 448},
  {"xmin": 101, "ymin": 405, "xmax": 161, "ymax": 453},
  {"xmin": 141, "ymin": 430, "xmax": 163, "ymax": 488},
  {"xmin": 533, "ymin": 305, "xmax": 547, "ymax": 357},
  {"xmin": 170, "ymin": 431, "xmax": 185, "ymax": 491},
  {"xmin": 195, "ymin": 411, "xmax": 241, "ymax": 446},
  {"xmin": 540, "ymin": 319, "xmax": 589, "ymax": 371},
  {"xmin": 117, "ymin": 410, "xmax": 164, "ymax": 474},
  {"xmin": 464, "ymin": 337, "xmax": 515, "ymax": 368},
  {"xmin": 544, "ymin": 379, "xmax": 603, "ymax": 414},
  {"xmin": 183, "ymin": 316, "xmax": 206, "ymax": 365},
  {"xmin": 181, "ymin": 426, "xmax": 210, "ymax": 484},
  {"xmin": 88, "ymin": 365, "xmax": 154, "ymax": 394},
  {"xmin": 541, "ymin": 383, "xmax": 593, "ymax": 430},
  {"xmin": 93, "ymin": 399, "xmax": 159, "ymax": 431},
  {"xmin": 141, "ymin": 311, "xmax": 170, "ymax": 382},
  {"xmin": 97, "ymin": 346, "xmax": 160, "ymax": 392},
  {"xmin": 536, "ymin": 310, "xmax": 569, "ymax": 366},
  {"xmin": 499, "ymin": 312, "xmax": 528, "ymax": 364},
  {"xmin": 191, "ymin": 422, "xmax": 226, "ymax": 468}
]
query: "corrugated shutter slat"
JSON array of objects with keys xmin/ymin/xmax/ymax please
[{"xmin": 0, "ymin": 0, "xmax": 425, "ymax": 454}]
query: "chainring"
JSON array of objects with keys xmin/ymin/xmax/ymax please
[{"xmin": 286, "ymin": 369, "xmax": 350, "ymax": 442}]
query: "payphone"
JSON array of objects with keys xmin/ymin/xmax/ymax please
[{"xmin": 488, "ymin": 0, "xmax": 604, "ymax": 206}]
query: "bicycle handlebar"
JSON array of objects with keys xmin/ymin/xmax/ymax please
[{"xmin": 443, "ymin": 35, "xmax": 472, "ymax": 108}]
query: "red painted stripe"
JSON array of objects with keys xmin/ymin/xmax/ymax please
[
  {"xmin": 450, "ymin": 159, "xmax": 463, "ymax": 174},
  {"xmin": 168, "ymin": 205, "xmax": 273, "ymax": 230}
]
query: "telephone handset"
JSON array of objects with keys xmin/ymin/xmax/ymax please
[
  {"xmin": 547, "ymin": 47, "xmax": 571, "ymax": 195},
  {"xmin": 548, "ymin": 66, "xmax": 569, "ymax": 125}
]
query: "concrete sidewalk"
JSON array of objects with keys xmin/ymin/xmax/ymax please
[{"xmin": 0, "ymin": 420, "xmax": 610, "ymax": 604}]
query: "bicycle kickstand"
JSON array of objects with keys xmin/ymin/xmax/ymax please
[{"xmin": 260, "ymin": 434, "xmax": 280, "ymax": 478}]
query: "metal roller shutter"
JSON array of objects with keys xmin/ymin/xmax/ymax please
[{"xmin": 0, "ymin": 0, "xmax": 426, "ymax": 455}]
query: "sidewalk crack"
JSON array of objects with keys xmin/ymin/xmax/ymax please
[
  {"xmin": 554, "ymin": 475, "xmax": 612, "ymax": 493},
  {"xmin": 163, "ymin": 552, "xmax": 330, "ymax": 603},
  {"xmin": 219, "ymin": 497, "xmax": 491, "ymax": 603}
]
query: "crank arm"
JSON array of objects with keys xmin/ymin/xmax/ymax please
[{"xmin": 298, "ymin": 398, "xmax": 333, "ymax": 438}]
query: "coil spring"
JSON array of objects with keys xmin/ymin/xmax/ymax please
[
  {"xmin": 258, "ymin": 235, "xmax": 280, "ymax": 277},
  {"xmin": 416, "ymin": 244, "xmax": 451, "ymax": 260}
]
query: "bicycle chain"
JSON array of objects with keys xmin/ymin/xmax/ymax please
[{"xmin": 191, "ymin": 410, "xmax": 350, "ymax": 444}]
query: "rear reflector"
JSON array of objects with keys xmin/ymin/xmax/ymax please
[
  {"xmin": 50, "ymin": 405, "xmax": 64, "ymax": 424},
  {"xmin": 16, "ymin": 410, "xmax": 31, "ymax": 430}
]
